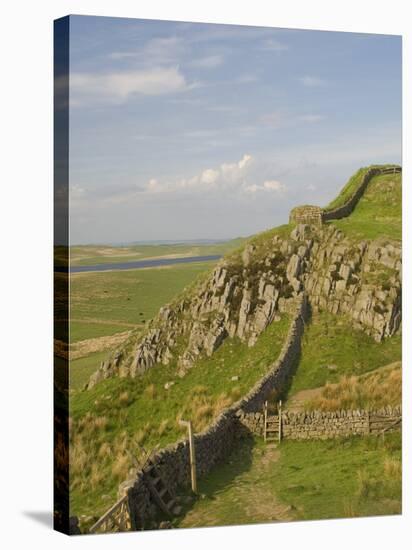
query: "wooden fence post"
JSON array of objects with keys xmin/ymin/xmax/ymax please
[
  {"xmin": 263, "ymin": 400, "xmax": 268, "ymax": 442},
  {"xmin": 179, "ymin": 419, "xmax": 197, "ymax": 494},
  {"xmin": 278, "ymin": 400, "xmax": 282, "ymax": 443},
  {"xmin": 366, "ymin": 410, "xmax": 370, "ymax": 435}
]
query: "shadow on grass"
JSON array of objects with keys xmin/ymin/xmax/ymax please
[{"xmin": 174, "ymin": 431, "xmax": 255, "ymax": 525}]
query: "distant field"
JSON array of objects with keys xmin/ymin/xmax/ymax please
[
  {"xmin": 286, "ymin": 311, "xmax": 401, "ymax": 399},
  {"xmin": 68, "ymin": 261, "xmax": 215, "ymax": 342},
  {"xmin": 70, "ymin": 351, "xmax": 109, "ymax": 391},
  {"xmin": 331, "ymin": 172, "xmax": 401, "ymax": 241},
  {"xmin": 69, "ymin": 239, "xmax": 245, "ymax": 266}
]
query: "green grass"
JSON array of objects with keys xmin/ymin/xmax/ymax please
[
  {"xmin": 64, "ymin": 321, "xmax": 133, "ymax": 343},
  {"xmin": 273, "ymin": 433, "xmax": 401, "ymax": 520},
  {"xmin": 331, "ymin": 172, "xmax": 401, "ymax": 241},
  {"xmin": 176, "ymin": 432, "xmax": 401, "ymax": 528},
  {"xmin": 176, "ymin": 437, "xmax": 279, "ymax": 528},
  {"xmin": 225, "ymin": 224, "xmax": 293, "ymax": 265},
  {"xmin": 69, "ymin": 315, "xmax": 291, "ymax": 522},
  {"xmin": 325, "ymin": 167, "xmax": 370, "ymax": 210},
  {"xmin": 324, "ymin": 164, "xmax": 399, "ymax": 211},
  {"xmin": 70, "ymin": 239, "xmax": 245, "ymax": 266},
  {"xmin": 68, "ymin": 262, "xmax": 215, "ymax": 342},
  {"xmin": 70, "ymin": 351, "xmax": 110, "ymax": 391},
  {"xmin": 287, "ymin": 311, "xmax": 401, "ymax": 397}
]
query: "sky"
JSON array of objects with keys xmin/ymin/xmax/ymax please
[{"xmin": 67, "ymin": 15, "xmax": 401, "ymax": 244}]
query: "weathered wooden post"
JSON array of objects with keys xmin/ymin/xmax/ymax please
[
  {"xmin": 179, "ymin": 419, "xmax": 197, "ymax": 494},
  {"xmin": 263, "ymin": 400, "xmax": 268, "ymax": 442},
  {"xmin": 366, "ymin": 409, "xmax": 371, "ymax": 435},
  {"xmin": 278, "ymin": 400, "xmax": 282, "ymax": 443}
]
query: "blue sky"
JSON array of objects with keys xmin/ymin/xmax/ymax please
[{"xmin": 68, "ymin": 15, "xmax": 401, "ymax": 244}]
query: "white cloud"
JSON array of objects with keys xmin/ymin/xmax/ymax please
[
  {"xmin": 244, "ymin": 179, "xmax": 286, "ymax": 194},
  {"xmin": 142, "ymin": 154, "xmax": 288, "ymax": 199},
  {"xmin": 144, "ymin": 154, "xmax": 254, "ymax": 195},
  {"xmin": 189, "ymin": 55, "xmax": 224, "ymax": 69},
  {"xmin": 70, "ymin": 66, "xmax": 193, "ymax": 104},
  {"xmin": 110, "ymin": 36, "xmax": 185, "ymax": 65},
  {"xmin": 200, "ymin": 168, "xmax": 219, "ymax": 184},
  {"xmin": 299, "ymin": 76, "xmax": 327, "ymax": 87},
  {"xmin": 263, "ymin": 180, "xmax": 286, "ymax": 191}
]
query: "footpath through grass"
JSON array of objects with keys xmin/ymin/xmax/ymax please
[
  {"xmin": 69, "ymin": 315, "xmax": 290, "ymax": 523},
  {"xmin": 177, "ymin": 431, "xmax": 401, "ymax": 527},
  {"xmin": 287, "ymin": 311, "xmax": 401, "ymax": 398}
]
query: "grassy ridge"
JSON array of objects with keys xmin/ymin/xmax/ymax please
[
  {"xmin": 325, "ymin": 167, "xmax": 369, "ymax": 210},
  {"xmin": 324, "ymin": 164, "xmax": 399, "ymax": 211},
  {"xmin": 331, "ymin": 172, "xmax": 401, "ymax": 240}
]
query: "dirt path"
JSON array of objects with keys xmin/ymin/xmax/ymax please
[{"xmin": 178, "ymin": 441, "xmax": 294, "ymax": 528}]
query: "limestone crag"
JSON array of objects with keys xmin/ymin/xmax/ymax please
[
  {"xmin": 86, "ymin": 219, "xmax": 401, "ymax": 389},
  {"xmin": 301, "ymin": 225, "xmax": 401, "ymax": 340},
  {"xmin": 86, "ymin": 241, "xmax": 298, "ymax": 388}
]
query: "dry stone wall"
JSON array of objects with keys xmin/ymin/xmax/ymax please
[
  {"xmin": 87, "ymin": 166, "xmax": 401, "ymax": 389},
  {"xmin": 322, "ymin": 166, "xmax": 401, "ymax": 221},
  {"xmin": 288, "ymin": 166, "xmax": 401, "ymax": 227},
  {"xmin": 114, "ymin": 295, "xmax": 309, "ymax": 530},
  {"xmin": 238, "ymin": 406, "xmax": 402, "ymax": 439},
  {"xmin": 289, "ymin": 205, "xmax": 323, "ymax": 226}
]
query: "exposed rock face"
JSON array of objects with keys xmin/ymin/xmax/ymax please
[
  {"xmin": 86, "ymin": 221, "xmax": 401, "ymax": 389},
  {"xmin": 302, "ymin": 225, "xmax": 401, "ymax": 341}
]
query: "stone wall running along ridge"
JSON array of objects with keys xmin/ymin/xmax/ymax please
[
  {"xmin": 288, "ymin": 166, "xmax": 401, "ymax": 226},
  {"xmin": 105, "ymin": 295, "xmax": 309, "ymax": 530},
  {"xmin": 322, "ymin": 165, "xmax": 401, "ymax": 222}
]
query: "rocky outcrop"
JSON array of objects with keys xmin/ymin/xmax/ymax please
[
  {"xmin": 86, "ymin": 238, "xmax": 304, "ymax": 388},
  {"xmin": 301, "ymin": 225, "xmax": 401, "ymax": 341},
  {"xmin": 86, "ymin": 169, "xmax": 401, "ymax": 389}
]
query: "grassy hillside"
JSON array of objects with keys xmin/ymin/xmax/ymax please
[
  {"xmin": 286, "ymin": 312, "xmax": 401, "ymax": 398},
  {"xmin": 68, "ymin": 164, "xmax": 402, "ymax": 529},
  {"xmin": 70, "ymin": 239, "xmax": 245, "ymax": 266},
  {"xmin": 325, "ymin": 164, "xmax": 399, "ymax": 211},
  {"xmin": 274, "ymin": 433, "xmax": 401, "ymax": 520},
  {"xmin": 330, "ymin": 171, "xmax": 401, "ymax": 241},
  {"xmin": 305, "ymin": 362, "xmax": 401, "ymax": 411},
  {"xmin": 70, "ymin": 315, "xmax": 290, "ymax": 522},
  {"xmin": 70, "ymin": 351, "xmax": 110, "ymax": 391}
]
